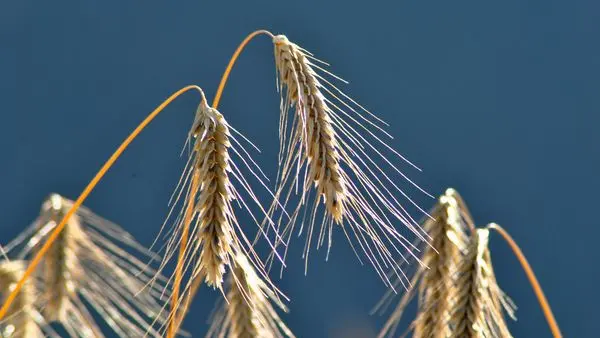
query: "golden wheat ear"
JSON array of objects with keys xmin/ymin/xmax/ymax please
[
  {"xmin": 206, "ymin": 253, "xmax": 295, "ymax": 338},
  {"xmin": 448, "ymin": 228, "xmax": 515, "ymax": 338},
  {"xmin": 0, "ymin": 260, "xmax": 60, "ymax": 338},
  {"xmin": 374, "ymin": 188, "xmax": 470, "ymax": 338},
  {"xmin": 156, "ymin": 97, "xmax": 286, "ymax": 335},
  {"xmin": 4, "ymin": 193, "xmax": 175, "ymax": 337},
  {"xmin": 266, "ymin": 34, "xmax": 432, "ymax": 285}
]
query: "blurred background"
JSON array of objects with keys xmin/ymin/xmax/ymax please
[{"xmin": 1, "ymin": 0, "xmax": 598, "ymax": 337}]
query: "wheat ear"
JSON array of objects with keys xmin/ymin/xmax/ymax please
[
  {"xmin": 268, "ymin": 34, "xmax": 430, "ymax": 285},
  {"xmin": 375, "ymin": 188, "xmax": 469, "ymax": 338},
  {"xmin": 449, "ymin": 228, "xmax": 515, "ymax": 338},
  {"xmin": 158, "ymin": 96, "xmax": 283, "ymax": 335},
  {"xmin": 273, "ymin": 35, "xmax": 347, "ymax": 223},
  {"xmin": 190, "ymin": 99, "xmax": 236, "ymax": 288},
  {"xmin": 207, "ymin": 253, "xmax": 295, "ymax": 338},
  {"xmin": 6, "ymin": 193, "xmax": 174, "ymax": 337},
  {"xmin": 37, "ymin": 195, "xmax": 79, "ymax": 323},
  {"xmin": 0, "ymin": 260, "xmax": 47, "ymax": 338},
  {"xmin": 413, "ymin": 192, "xmax": 469, "ymax": 338}
]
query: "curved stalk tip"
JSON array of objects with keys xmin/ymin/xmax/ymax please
[{"xmin": 488, "ymin": 223, "xmax": 563, "ymax": 338}]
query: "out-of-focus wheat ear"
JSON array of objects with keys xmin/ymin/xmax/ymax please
[
  {"xmin": 448, "ymin": 228, "xmax": 515, "ymax": 338},
  {"xmin": 207, "ymin": 253, "xmax": 295, "ymax": 338},
  {"xmin": 270, "ymin": 34, "xmax": 431, "ymax": 285},
  {"xmin": 0, "ymin": 260, "xmax": 46, "ymax": 338},
  {"xmin": 37, "ymin": 194, "xmax": 81, "ymax": 323},
  {"xmin": 375, "ymin": 188, "xmax": 470, "ymax": 338},
  {"xmin": 5, "ymin": 193, "xmax": 177, "ymax": 337}
]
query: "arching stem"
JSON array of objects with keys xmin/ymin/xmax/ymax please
[
  {"xmin": 212, "ymin": 29, "xmax": 274, "ymax": 109},
  {"xmin": 488, "ymin": 223, "xmax": 562, "ymax": 338},
  {"xmin": 0, "ymin": 85, "xmax": 207, "ymax": 321},
  {"xmin": 167, "ymin": 173, "xmax": 199, "ymax": 338}
]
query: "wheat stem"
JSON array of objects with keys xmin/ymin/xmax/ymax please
[
  {"xmin": 0, "ymin": 85, "xmax": 207, "ymax": 321},
  {"xmin": 488, "ymin": 223, "xmax": 562, "ymax": 338},
  {"xmin": 212, "ymin": 29, "xmax": 274, "ymax": 109},
  {"xmin": 168, "ymin": 174, "xmax": 200, "ymax": 338}
]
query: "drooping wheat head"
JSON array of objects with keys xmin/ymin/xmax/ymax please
[
  {"xmin": 375, "ymin": 188, "xmax": 470, "ymax": 338},
  {"xmin": 188, "ymin": 100, "xmax": 236, "ymax": 288},
  {"xmin": 448, "ymin": 228, "xmax": 515, "ymax": 338},
  {"xmin": 0, "ymin": 260, "xmax": 49, "ymax": 338},
  {"xmin": 269, "ymin": 34, "xmax": 431, "ymax": 285},
  {"xmin": 5, "ymin": 193, "xmax": 173, "ymax": 337},
  {"xmin": 207, "ymin": 253, "xmax": 294, "ymax": 338},
  {"xmin": 156, "ymin": 97, "xmax": 284, "ymax": 333}
]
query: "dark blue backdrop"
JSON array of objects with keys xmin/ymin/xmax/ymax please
[{"xmin": 1, "ymin": 1, "xmax": 598, "ymax": 337}]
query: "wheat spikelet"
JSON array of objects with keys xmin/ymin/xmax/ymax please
[
  {"xmin": 5, "ymin": 193, "xmax": 173, "ymax": 337},
  {"xmin": 269, "ymin": 34, "xmax": 431, "ymax": 285},
  {"xmin": 207, "ymin": 253, "xmax": 295, "ymax": 338},
  {"xmin": 448, "ymin": 228, "xmax": 515, "ymax": 338},
  {"xmin": 374, "ymin": 188, "xmax": 470, "ymax": 338}
]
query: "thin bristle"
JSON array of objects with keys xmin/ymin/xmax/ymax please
[
  {"xmin": 0, "ymin": 261, "xmax": 39, "ymax": 338},
  {"xmin": 448, "ymin": 228, "xmax": 515, "ymax": 338},
  {"xmin": 207, "ymin": 254, "xmax": 295, "ymax": 338}
]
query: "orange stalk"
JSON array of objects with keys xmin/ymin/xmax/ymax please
[
  {"xmin": 212, "ymin": 29, "xmax": 274, "ymax": 109},
  {"xmin": 488, "ymin": 223, "xmax": 563, "ymax": 338},
  {"xmin": 0, "ymin": 85, "xmax": 206, "ymax": 320},
  {"xmin": 167, "ymin": 173, "xmax": 199, "ymax": 337}
]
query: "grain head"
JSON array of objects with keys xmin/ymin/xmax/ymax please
[
  {"xmin": 6, "ymin": 193, "xmax": 173, "ymax": 337},
  {"xmin": 157, "ymin": 96, "xmax": 283, "ymax": 333},
  {"xmin": 37, "ymin": 194, "xmax": 81, "ymax": 322},
  {"xmin": 190, "ymin": 100, "xmax": 236, "ymax": 288},
  {"xmin": 375, "ymin": 188, "xmax": 470, "ymax": 338},
  {"xmin": 269, "ymin": 34, "xmax": 431, "ymax": 285},
  {"xmin": 448, "ymin": 228, "xmax": 515, "ymax": 338}
]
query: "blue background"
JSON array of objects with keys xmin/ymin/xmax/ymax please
[{"xmin": 1, "ymin": 1, "xmax": 598, "ymax": 337}]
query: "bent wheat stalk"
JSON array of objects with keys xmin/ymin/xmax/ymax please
[
  {"xmin": 5, "ymin": 194, "xmax": 173, "ymax": 337},
  {"xmin": 488, "ymin": 223, "xmax": 562, "ymax": 338},
  {"xmin": 207, "ymin": 253, "xmax": 295, "ymax": 338}
]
